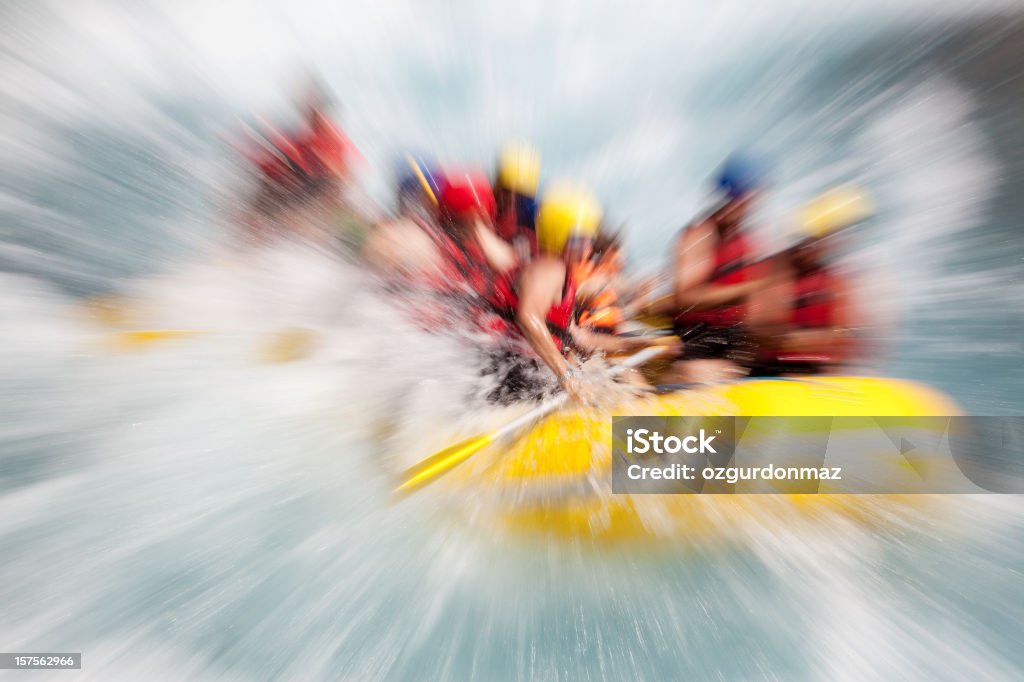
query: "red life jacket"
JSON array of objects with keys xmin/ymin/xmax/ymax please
[
  {"xmin": 423, "ymin": 226, "xmax": 518, "ymax": 320},
  {"xmin": 675, "ymin": 229, "xmax": 752, "ymax": 328},
  {"xmin": 296, "ymin": 119, "xmax": 355, "ymax": 178},
  {"xmin": 414, "ymin": 221, "xmax": 575, "ymax": 352},
  {"xmin": 260, "ymin": 127, "xmax": 315, "ymax": 178},
  {"xmin": 771, "ymin": 267, "xmax": 839, "ymax": 366},
  {"xmin": 252, "ymin": 118, "xmax": 357, "ymax": 189},
  {"xmin": 487, "ymin": 267, "xmax": 576, "ymax": 352},
  {"xmin": 791, "ymin": 269, "xmax": 834, "ymax": 329},
  {"xmin": 246, "ymin": 133, "xmax": 306, "ymax": 188},
  {"xmin": 495, "ymin": 204, "xmax": 519, "ymax": 242},
  {"xmin": 544, "ymin": 270, "xmax": 577, "ymax": 351},
  {"xmin": 495, "ymin": 193, "xmax": 538, "ymax": 259}
]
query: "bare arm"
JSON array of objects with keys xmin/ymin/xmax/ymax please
[
  {"xmin": 746, "ymin": 256, "xmax": 795, "ymax": 336},
  {"xmin": 673, "ymin": 222, "xmax": 758, "ymax": 310},
  {"xmin": 826, "ymin": 274, "xmax": 856, "ymax": 361},
  {"xmin": 569, "ymin": 324, "xmax": 639, "ymax": 355},
  {"xmin": 781, "ymin": 274, "xmax": 855, "ymax": 360},
  {"xmin": 515, "ymin": 259, "xmax": 572, "ymax": 380},
  {"xmin": 832, "ymin": 274, "xmax": 870, "ymax": 364},
  {"xmin": 473, "ymin": 220, "xmax": 519, "ymax": 276},
  {"xmin": 629, "ymin": 292, "xmax": 678, "ymax": 319},
  {"xmin": 569, "ymin": 324, "xmax": 681, "ymax": 358}
]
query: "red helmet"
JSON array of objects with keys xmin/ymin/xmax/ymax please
[{"xmin": 439, "ymin": 170, "xmax": 496, "ymax": 221}]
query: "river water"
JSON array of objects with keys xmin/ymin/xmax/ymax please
[{"xmin": 1, "ymin": 1, "xmax": 1023, "ymax": 679}]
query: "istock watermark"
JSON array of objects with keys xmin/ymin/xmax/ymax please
[
  {"xmin": 611, "ymin": 416, "xmax": 1024, "ymax": 494},
  {"xmin": 624, "ymin": 427, "xmax": 719, "ymax": 455}
]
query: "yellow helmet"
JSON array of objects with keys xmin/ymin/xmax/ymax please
[
  {"xmin": 497, "ymin": 142, "xmax": 541, "ymax": 196},
  {"xmin": 536, "ymin": 181, "xmax": 602, "ymax": 254},
  {"xmin": 799, "ymin": 185, "xmax": 874, "ymax": 239}
]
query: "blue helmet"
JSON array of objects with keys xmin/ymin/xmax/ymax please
[
  {"xmin": 716, "ymin": 152, "xmax": 770, "ymax": 199},
  {"xmin": 397, "ymin": 173, "xmax": 421, "ymax": 197}
]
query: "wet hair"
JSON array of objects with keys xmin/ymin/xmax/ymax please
[{"xmin": 592, "ymin": 227, "xmax": 623, "ymax": 260}]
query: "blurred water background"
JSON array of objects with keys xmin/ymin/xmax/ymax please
[{"xmin": 1, "ymin": 1, "xmax": 1023, "ymax": 679}]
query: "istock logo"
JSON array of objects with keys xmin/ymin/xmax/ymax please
[
  {"xmin": 625, "ymin": 428, "xmax": 717, "ymax": 455},
  {"xmin": 612, "ymin": 416, "xmax": 736, "ymax": 494}
]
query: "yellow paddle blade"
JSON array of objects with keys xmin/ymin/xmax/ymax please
[
  {"xmin": 633, "ymin": 313, "xmax": 673, "ymax": 330},
  {"xmin": 395, "ymin": 433, "xmax": 496, "ymax": 496},
  {"xmin": 108, "ymin": 329, "xmax": 204, "ymax": 348},
  {"xmin": 81, "ymin": 294, "xmax": 140, "ymax": 327},
  {"xmin": 405, "ymin": 153, "xmax": 439, "ymax": 206},
  {"xmin": 259, "ymin": 328, "xmax": 317, "ymax": 363}
]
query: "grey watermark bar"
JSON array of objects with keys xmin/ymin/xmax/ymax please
[
  {"xmin": 612, "ymin": 416, "xmax": 1024, "ymax": 494},
  {"xmin": 0, "ymin": 653, "xmax": 82, "ymax": 669}
]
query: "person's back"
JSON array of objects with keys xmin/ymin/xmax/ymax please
[
  {"xmin": 673, "ymin": 212, "xmax": 753, "ymax": 329},
  {"xmin": 239, "ymin": 83, "xmax": 360, "ymax": 242},
  {"xmin": 666, "ymin": 154, "xmax": 771, "ymax": 382},
  {"xmin": 749, "ymin": 186, "xmax": 872, "ymax": 375},
  {"xmin": 364, "ymin": 160, "xmax": 464, "ymax": 294},
  {"xmin": 294, "ymin": 109, "xmax": 359, "ymax": 186}
]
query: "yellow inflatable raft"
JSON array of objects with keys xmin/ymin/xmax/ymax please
[{"xmin": 442, "ymin": 376, "xmax": 962, "ymax": 544}]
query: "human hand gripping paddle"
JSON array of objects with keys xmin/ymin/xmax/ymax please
[{"xmin": 394, "ymin": 345, "xmax": 670, "ymax": 496}]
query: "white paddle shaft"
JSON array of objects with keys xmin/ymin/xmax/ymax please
[{"xmin": 491, "ymin": 345, "xmax": 667, "ymax": 442}]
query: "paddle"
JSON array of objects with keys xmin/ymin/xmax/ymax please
[
  {"xmin": 405, "ymin": 154, "xmax": 439, "ymax": 206},
  {"xmin": 98, "ymin": 327, "xmax": 318, "ymax": 365},
  {"xmin": 107, "ymin": 329, "xmax": 205, "ymax": 348},
  {"xmin": 394, "ymin": 345, "xmax": 670, "ymax": 495}
]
